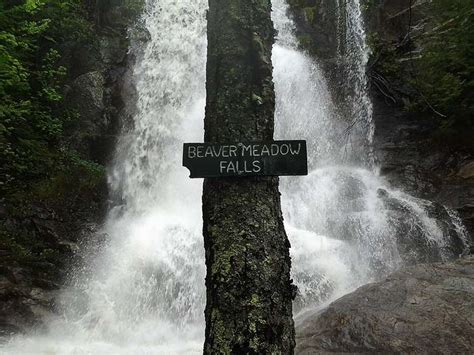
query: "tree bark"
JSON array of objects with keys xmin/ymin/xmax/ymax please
[{"xmin": 203, "ymin": 0, "xmax": 295, "ymax": 353}]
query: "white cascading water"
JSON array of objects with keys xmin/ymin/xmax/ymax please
[
  {"xmin": 3, "ymin": 0, "xmax": 468, "ymax": 353},
  {"xmin": 335, "ymin": 0, "xmax": 375, "ymax": 166},
  {"xmin": 272, "ymin": 0, "xmax": 468, "ymax": 315},
  {"xmin": 4, "ymin": 0, "xmax": 208, "ymax": 353}
]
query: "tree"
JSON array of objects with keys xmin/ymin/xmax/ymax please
[
  {"xmin": 0, "ymin": 0, "xmax": 95, "ymax": 195},
  {"xmin": 202, "ymin": 0, "xmax": 296, "ymax": 353}
]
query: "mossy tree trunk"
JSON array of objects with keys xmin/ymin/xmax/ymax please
[{"xmin": 203, "ymin": 0, "xmax": 295, "ymax": 353}]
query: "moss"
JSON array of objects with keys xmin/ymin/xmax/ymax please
[
  {"xmin": 33, "ymin": 158, "xmax": 106, "ymax": 204},
  {"xmin": 211, "ymin": 243, "xmax": 246, "ymax": 278},
  {"xmin": 250, "ymin": 293, "xmax": 261, "ymax": 306},
  {"xmin": 123, "ymin": 0, "xmax": 145, "ymax": 18},
  {"xmin": 1, "ymin": 153, "xmax": 105, "ymax": 272},
  {"xmin": 208, "ymin": 309, "xmax": 233, "ymax": 354},
  {"xmin": 303, "ymin": 6, "xmax": 317, "ymax": 25},
  {"xmin": 361, "ymin": 0, "xmax": 377, "ymax": 13},
  {"xmin": 297, "ymin": 33, "xmax": 313, "ymax": 49},
  {"xmin": 0, "ymin": 227, "xmax": 61, "ymax": 266}
]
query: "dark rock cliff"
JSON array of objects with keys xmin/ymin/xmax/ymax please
[
  {"xmin": 0, "ymin": 0, "xmax": 139, "ymax": 338},
  {"xmin": 365, "ymin": 0, "xmax": 474, "ymax": 245}
]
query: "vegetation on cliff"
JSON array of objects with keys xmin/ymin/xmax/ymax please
[
  {"xmin": 286, "ymin": 0, "xmax": 473, "ymax": 148},
  {"xmin": 0, "ymin": 0, "xmax": 103, "ymax": 269},
  {"xmin": 368, "ymin": 0, "xmax": 473, "ymax": 146},
  {"xmin": 0, "ymin": 0, "xmax": 103, "ymax": 196},
  {"xmin": 0, "ymin": 0, "xmax": 144, "ymax": 336},
  {"xmin": 0, "ymin": 0, "xmax": 108, "ymax": 268}
]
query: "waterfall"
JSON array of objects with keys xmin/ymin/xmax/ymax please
[
  {"xmin": 3, "ymin": 0, "xmax": 468, "ymax": 353},
  {"xmin": 336, "ymin": 0, "xmax": 375, "ymax": 167},
  {"xmin": 4, "ymin": 0, "xmax": 208, "ymax": 353},
  {"xmin": 271, "ymin": 0, "xmax": 468, "ymax": 314}
]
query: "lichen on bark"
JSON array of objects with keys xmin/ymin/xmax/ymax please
[{"xmin": 203, "ymin": 0, "xmax": 295, "ymax": 353}]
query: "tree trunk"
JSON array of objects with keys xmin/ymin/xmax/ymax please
[{"xmin": 203, "ymin": 0, "xmax": 295, "ymax": 353}]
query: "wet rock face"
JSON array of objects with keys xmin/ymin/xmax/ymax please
[
  {"xmin": 377, "ymin": 188, "xmax": 469, "ymax": 264},
  {"xmin": 296, "ymin": 257, "xmax": 474, "ymax": 354},
  {"xmin": 363, "ymin": 1, "xmax": 474, "ymax": 242},
  {"xmin": 63, "ymin": 0, "xmax": 141, "ymax": 165},
  {"xmin": 287, "ymin": 0, "xmax": 339, "ymax": 68},
  {"xmin": 364, "ymin": 0, "xmax": 432, "ymax": 40},
  {"xmin": 369, "ymin": 44, "xmax": 474, "ymax": 247},
  {"xmin": 66, "ymin": 71, "xmax": 107, "ymax": 158},
  {"xmin": 0, "ymin": 203, "xmax": 104, "ymax": 338},
  {"xmin": 0, "ymin": 265, "xmax": 59, "ymax": 338}
]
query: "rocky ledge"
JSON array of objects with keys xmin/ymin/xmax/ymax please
[{"xmin": 296, "ymin": 256, "xmax": 474, "ymax": 354}]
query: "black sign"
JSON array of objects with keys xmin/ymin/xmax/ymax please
[{"xmin": 183, "ymin": 140, "xmax": 308, "ymax": 178}]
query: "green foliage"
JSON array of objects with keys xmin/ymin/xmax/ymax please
[
  {"xmin": 413, "ymin": 0, "xmax": 474, "ymax": 141},
  {"xmin": 296, "ymin": 33, "xmax": 312, "ymax": 49},
  {"xmin": 303, "ymin": 7, "xmax": 317, "ymax": 24},
  {"xmin": 0, "ymin": 0, "xmax": 98, "ymax": 196},
  {"xmin": 369, "ymin": 0, "xmax": 473, "ymax": 145},
  {"xmin": 0, "ymin": 0, "xmax": 144, "ymax": 268},
  {"xmin": 122, "ymin": 0, "xmax": 145, "ymax": 19},
  {"xmin": 367, "ymin": 33, "xmax": 401, "ymax": 78},
  {"xmin": 32, "ymin": 151, "xmax": 105, "ymax": 203},
  {"xmin": 0, "ymin": 228, "xmax": 61, "ymax": 265},
  {"xmin": 287, "ymin": 0, "xmax": 319, "ymax": 24}
]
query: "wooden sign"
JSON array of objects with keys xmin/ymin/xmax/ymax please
[{"xmin": 183, "ymin": 141, "xmax": 308, "ymax": 178}]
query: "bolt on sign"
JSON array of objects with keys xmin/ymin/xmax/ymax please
[{"xmin": 183, "ymin": 141, "xmax": 308, "ymax": 178}]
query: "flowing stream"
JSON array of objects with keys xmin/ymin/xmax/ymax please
[{"xmin": 3, "ymin": 0, "xmax": 468, "ymax": 353}]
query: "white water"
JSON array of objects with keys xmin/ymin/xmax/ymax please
[
  {"xmin": 272, "ymin": 0, "xmax": 468, "ymax": 314},
  {"xmin": 4, "ymin": 0, "xmax": 208, "ymax": 353},
  {"xmin": 335, "ymin": 0, "xmax": 375, "ymax": 166},
  {"xmin": 3, "ymin": 0, "xmax": 468, "ymax": 354}
]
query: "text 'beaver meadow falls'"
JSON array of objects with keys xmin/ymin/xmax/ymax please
[{"xmin": 182, "ymin": 141, "xmax": 308, "ymax": 178}]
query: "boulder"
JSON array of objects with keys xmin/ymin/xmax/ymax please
[
  {"xmin": 68, "ymin": 71, "xmax": 106, "ymax": 126},
  {"xmin": 457, "ymin": 161, "xmax": 474, "ymax": 179},
  {"xmin": 296, "ymin": 257, "xmax": 474, "ymax": 354}
]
